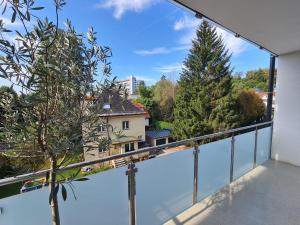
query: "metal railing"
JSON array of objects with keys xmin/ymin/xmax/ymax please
[
  {"xmin": 0, "ymin": 121, "xmax": 273, "ymax": 225},
  {"xmin": 0, "ymin": 121, "xmax": 272, "ymax": 187}
]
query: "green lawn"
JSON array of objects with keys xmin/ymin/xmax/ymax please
[
  {"xmin": 153, "ymin": 120, "xmax": 173, "ymax": 130},
  {"xmin": 57, "ymin": 165, "xmax": 111, "ymax": 181},
  {"xmin": 0, "ymin": 182, "xmax": 22, "ymax": 199},
  {"xmin": 0, "ymin": 165, "xmax": 111, "ymax": 199}
]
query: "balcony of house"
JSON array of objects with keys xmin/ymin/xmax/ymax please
[
  {"xmin": 1, "ymin": 0, "xmax": 300, "ymax": 224},
  {"xmin": 0, "ymin": 121, "xmax": 283, "ymax": 225},
  {"xmin": 165, "ymin": 160, "xmax": 300, "ymax": 225}
]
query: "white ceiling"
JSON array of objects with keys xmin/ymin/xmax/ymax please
[{"xmin": 174, "ymin": 0, "xmax": 300, "ymax": 55}]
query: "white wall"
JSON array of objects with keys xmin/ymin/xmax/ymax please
[
  {"xmin": 108, "ymin": 115, "xmax": 145, "ymax": 141},
  {"xmin": 273, "ymin": 50, "xmax": 300, "ymax": 166}
]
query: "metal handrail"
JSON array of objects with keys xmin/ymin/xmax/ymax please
[{"xmin": 0, "ymin": 121, "xmax": 272, "ymax": 187}]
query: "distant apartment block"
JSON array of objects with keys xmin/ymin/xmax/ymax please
[{"xmin": 117, "ymin": 75, "xmax": 144, "ymax": 97}]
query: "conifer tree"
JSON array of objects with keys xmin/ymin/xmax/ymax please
[{"xmin": 173, "ymin": 21, "xmax": 239, "ymax": 139}]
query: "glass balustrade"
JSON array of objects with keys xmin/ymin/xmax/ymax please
[{"xmin": 0, "ymin": 123, "xmax": 273, "ymax": 225}]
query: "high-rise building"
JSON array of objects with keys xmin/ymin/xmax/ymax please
[{"xmin": 117, "ymin": 75, "xmax": 144, "ymax": 96}]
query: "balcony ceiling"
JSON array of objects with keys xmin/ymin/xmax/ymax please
[{"xmin": 175, "ymin": 0, "xmax": 300, "ymax": 55}]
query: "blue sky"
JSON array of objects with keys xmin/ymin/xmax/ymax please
[{"xmin": 0, "ymin": 0, "xmax": 270, "ymax": 87}]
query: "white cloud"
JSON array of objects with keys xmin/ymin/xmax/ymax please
[
  {"xmin": 96, "ymin": 0, "xmax": 158, "ymax": 19},
  {"xmin": 173, "ymin": 15, "xmax": 201, "ymax": 45},
  {"xmin": 134, "ymin": 75, "xmax": 155, "ymax": 82},
  {"xmin": 178, "ymin": 29, "xmax": 196, "ymax": 45},
  {"xmin": 215, "ymin": 27, "xmax": 247, "ymax": 56},
  {"xmin": 0, "ymin": 16, "xmax": 22, "ymax": 27},
  {"xmin": 174, "ymin": 15, "xmax": 200, "ymax": 31},
  {"xmin": 2, "ymin": 33, "xmax": 16, "ymax": 42},
  {"xmin": 134, "ymin": 45, "xmax": 189, "ymax": 56},
  {"xmin": 153, "ymin": 63, "xmax": 184, "ymax": 73},
  {"xmin": 174, "ymin": 15, "xmax": 248, "ymax": 56},
  {"xmin": 134, "ymin": 47, "xmax": 170, "ymax": 56}
]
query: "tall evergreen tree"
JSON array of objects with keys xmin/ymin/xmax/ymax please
[{"xmin": 173, "ymin": 21, "xmax": 239, "ymax": 139}]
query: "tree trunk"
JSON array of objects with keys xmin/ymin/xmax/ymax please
[{"xmin": 49, "ymin": 158, "xmax": 61, "ymax": 225}]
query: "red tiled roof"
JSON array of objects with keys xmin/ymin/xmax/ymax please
[
  {"xmin": 256, "ymin": 92, "xmax": 268, "ymax": 98},
  {"xmin": 133, "ymin": 102, "xmax": 151, "ymax": 119},
  {"xmin": 84, "ymin": 91, "xmax": 144, "ymax": 116},
  {"xmin": 256, "ymin": 91, "xmax": 276, "ymax": 98}
]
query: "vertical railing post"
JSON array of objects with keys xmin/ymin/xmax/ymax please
[
  {"xmin": 269, "ymin": 122, "xmax": 274, "ymax": 159},
  {"xmin": 253, "ymin": 126, "xmax": 258, "ymax": 168},
  {"xmin": 126, "ymin": 162, "xmax": 137, "ymax": 225},
  {"xmin": 266, "ymin": 55, "xmax": 276, "ymax": 121},
  {"xmin": 193, "ymin": 145, "xmax": 200, "ymax": 205},
  {"xmin": 230, "ymin": 134, "xmax": 235, "ymax": 183}
]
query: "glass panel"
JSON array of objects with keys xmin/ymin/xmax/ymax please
[
  {"xmin": 0, "ymin": 167, "xmax": 129, "ymax": 225},
  {"xmin": 233, "ymin": 131, "xmax": 255, "ymax": 179},
  {"xmin": 198, "ymin": 138, "xmax": 231, "ymax": 201},
  {"xmin": 136, "ymin": 148, "xmax": 194, "ymax": 225},
  {"xmin": 256, "ymin": 127, "xmax": 271, "ymax": 165}
]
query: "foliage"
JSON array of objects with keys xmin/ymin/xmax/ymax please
[
  {"xmin": 153, "ymin": 76, "xmax": 176, "ymax": 122},
  {"xmin": 0, "ymin": 182, "xmax": 22, "ymax": 199},
  {"xmin": 135, "ymin": 76, "xmax": 176, "ymax": 122},
  {"xmin": 159, "ymin": 96, "xmax": 175, "ymax": 121},
  {"xmin": 208, "ymin": 94, "xmax": 241, "ymax": 132},
  {"xmin": 0, "ymin": 86, "xmax": 21, "ymax": 139},
  {"xmin": 0, "ymin": 1, "xmax": 115, "ymax": 225},
  {"xmin": 173, "ymin": 21, "xmax": 237, "ymax": 139},
  {"xmin": 236, "ymin": 90, "xmax": 266, "ymax": 125},
  {"xmin": 138, "ymin": 82, "xmax": 153, "ymax": 99},
  {"xmin": 232, "ymin": 68, "xmax": 276, "ymax": 92},
  {"xmin": 135, "ymin": 83, "xmax": 160, "ymax": 120},
  {"xmin": 152, "ymin": 120, "xmax": 173, "ymax": 130}
]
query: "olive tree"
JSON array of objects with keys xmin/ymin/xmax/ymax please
[{"xmin": 0, "ymin": 1, "xmax": 115, "ymax": 225}]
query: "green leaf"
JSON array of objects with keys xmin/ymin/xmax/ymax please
[
  {"xmin": 11, "ymin": 9, "xmax": 16, "ymax": 23},
  {"xmin": 61, "ymin": 184, "xmax": 67, "ymax": 201},
  {"xmin": 71, "ymin": 168, "xmax": 81, "ymax": 179},
  {"xmin": 48, "ymin": 184, "xmax": 60, "ymax": 205},
  {"xmin": 26, "ymin": 75, "xmax": 34, "ymax": 88},
  {"xmin": 31, "ymin": 6, "xmax": 44, "ymax": 10},
  {"xmin": 75, "ymin": 177, "xmax": 89, "ymax": 181},
  {"xmin": 2, "ymin": 3, "xmax": 7, "ymax": 15},
  {"xmin": 2, "ymin": 28, "xmax": 12, "ymax": 32},
  {"xmin": 26, "ymin": 10, "xmax": 30, "ymax": 21}
]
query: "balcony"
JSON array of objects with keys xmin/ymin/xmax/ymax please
[
  {"xmin": 165, "ymin": 160, "xmax": 300, "ymax": 225},
  {"xmin": 1, "ymin": 0, "xmax": 300, "ymax": 224},
  {"xmin": 0, "ymin": 122, "xmax": 277, "ymax": 225}
]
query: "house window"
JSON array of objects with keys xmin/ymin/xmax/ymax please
[
  {"xmin": 124, "ymin": 142, "xmax": 135, "ymax": 152},
  {"xmin": 138, "ymin": 135, "xmax": 142, "ymax": 140},
  {"xmin": 122, "ymin": 121, "xmax": 129, "ymax": 130},
  {"xmin": 98, "ymin": 124, "xmax": 106, "ymax": 132},
  {"xmin": 156, "ymin": 138, "xmax": 166, "ymax": 146}
]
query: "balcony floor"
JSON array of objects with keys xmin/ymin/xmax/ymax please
[{"xmin": 165, "ymin": 160, "xmax": 300, "ymax": 225}]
